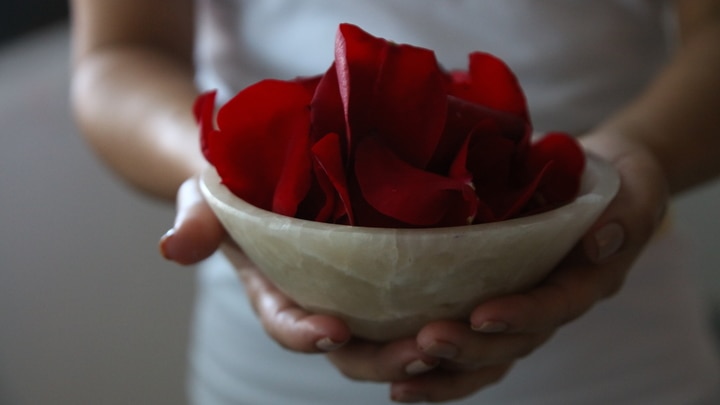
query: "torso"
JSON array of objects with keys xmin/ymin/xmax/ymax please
[
  {"xmin": 196, "ymin": 0, "xmax": 675, "ymax": 133},
  {"xmin": 189, "ymin": 2, "xmax": 720, "ymax": 404}
]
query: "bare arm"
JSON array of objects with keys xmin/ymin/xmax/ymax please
[
  {"xmin": 72, "ymin": 0, "xmax": 720, "ymax": 401},
  {"xmin": 584, "ymin": 0, "xmax": 720, "ymax": 195},
  {"xmin": 70, "ymin": 0, "xmax": 201, "ymax": 199},
  {"xmin": 385, "ymin": 1, "xmax": 720, "ymax": 400}
]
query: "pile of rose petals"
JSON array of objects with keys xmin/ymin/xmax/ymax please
[{"xmin": 196, "ymin": 23, "xmax": 585, "ymax": 228}]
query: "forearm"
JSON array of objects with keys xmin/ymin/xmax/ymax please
[
  {"xmin": 585, "ymin": 8, "xmax": 720, "ymax": 195},
  {"xmin": 71, "ymin": 46, "xmax": 202, "ymax": 200},
  {"xmin": 70, "ymin": 0, "xmax": 200, "ymax": 200}
]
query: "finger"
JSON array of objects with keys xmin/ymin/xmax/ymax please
[
  {"xmin": 159, "ymin": 176, "xmax": 226, "ymax": 265},
  {"xmin": 417, "ymin": 321, "xmax": 549, "ymax": 367},
  {"xmin": 468, "ymin": 257, "xmax": 629, "ymax": 335},
  {"xmin": 580, "ymin": 135, "xmax": 669, "ymax": 264},
  {"xmin": 469, "ymin": 139, "xmax": 670, "ymax": 334},
  {"xmin": 326, "ymin": 338, "xmax": 439, "ymax": 382},
  {"xmin": 390, "ymin": 363, "xmax": 513, "ymax": 403},
  {"xmin": 223, "ymin": 245, "xmax": 352, "ymax": 353}
]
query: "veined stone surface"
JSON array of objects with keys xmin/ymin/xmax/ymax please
[{"xmin": 201, "ymin": 154, "xmax": 619, "ymax": 341}]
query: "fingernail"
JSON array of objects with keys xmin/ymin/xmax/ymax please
[
  {"xmin": 422, "ymin": 341, "xmax": 459, "ymax": 359},
  {"xmin": 159, "ymin": 229, "xmax": 177, "ymax": 261},
  {"xmin": 315, "ymin": 337, "xmax": 346, "ymax": 352},
  {"xmin": 591, "ymin": 222, "xmax": 625, "ymax": 262},
  {"xmin": 404, "ymin": 359, "xmax": 437, "ymax": 376},
  {"xmin": 472, "ymin": 320, "xmax": 509, "ymax": 333}
]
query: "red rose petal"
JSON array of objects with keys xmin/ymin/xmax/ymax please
[
  {"xmin": 205, "ymin": 80, "xmax": 315, "ymax": 213},
  {"xmin": 195, "ymin": 90, "xmax": 220, "ymax": 163},
  {"xmin": 355, "ymin": 137, "xmax": 477, "ymax": 227},
  {"xmin": 311, "ymin": 132, "xmax": 354, "ymax": 224},
  {"xmin": 448, "ymin": 52, "xmax": 530, "ymax": 122},
  {"xmin": 336, "ymin": 23, "xmax": 447, "ymax": 168},
  {"xmin": 305, "ymin": 168, "xmax": 336, "ymax": 223},
  {"xmin": 310, "ymin": 63, "xmax": 347, "ymax": 147},
  {"xmin": 497, "ymin": 161, "xmax": 552, "ymax": 220},
  {"xmin": 465, "ymin": 119, "xmax": 520, "ymax": 188},
  {"xmin": 446, "ymin": 135, "xmax": 496, "ymax": 225},
  {"xmin": 448, "ymin": 133, "xmax": 473, "ymax": 182},
  {"xmin": 464, "ymin": 120, "xmax": 548, "ymax": 221},
  {"xmin": 272, "ymin": 127, "xmax": 313, "ymax": 217},
  {"xmin": 200, "ymin": 24, "xmax": 585, "ymax": 228},
  {"xmin": 429, "ymin": 96, "xmax": 528, "ymax": 173},
  {"xmin": 527, "ymin": 132, "xmax": 586, "ymax": 206},
  {"xmin": 296, "ymin": 75, "xmax": 323, "ymax": 94}
]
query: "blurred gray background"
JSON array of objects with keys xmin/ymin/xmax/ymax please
[
  {"xmin": 1, "ymin": 5, "xmax": 719, "ymax": 405},
  {"xmin": 1, "ymin": 4, "xmax": 195, "ymax": 404}
]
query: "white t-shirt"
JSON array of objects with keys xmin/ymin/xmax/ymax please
[
  {"xmin": 190, "ymin": 1, "xmax": 720, "ymax": 404},
  {"xmin": 195, "ymin": 0, "xmax": 674, "ymax": 134}
]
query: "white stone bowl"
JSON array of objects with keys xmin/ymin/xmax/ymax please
[{"xmin": 200, "ymin": 154, "xmax": 619, "ymax": 341}]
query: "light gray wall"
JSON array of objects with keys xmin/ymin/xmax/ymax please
[
  {"xmin": 0, "ymin": 26, "xmax": 195, "ymax": 405},
  {"xmin": 675, "ymin": 181, "xmax": 720, "ymax": 305},
  {"xmin": 0, "ymin": 24, "xmax": 717, "ymax": 405}
]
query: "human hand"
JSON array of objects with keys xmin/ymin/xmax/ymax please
[
  {"xmin": 159, "ymin": 176, "xmax": 352, "ymax": 352},
  {"xmin": 160, "ymin": 130, "xmax": 669, "ymax": 403},
  {"xmin": 324, "ymin": 132, "xmax": 669, "ymax": 403}
]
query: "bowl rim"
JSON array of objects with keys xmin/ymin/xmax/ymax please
[{"xmin": 200, "ymin": 153, "xmax": 619, "ymax": 236}]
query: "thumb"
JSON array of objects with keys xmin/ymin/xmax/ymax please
[
  {"xmin": 580, "ymin": 134, "xmax": 669, "ymax": 266},
  {"xmin": 159, "ymin": 176, "xmax": 226, "ymax": 265}
]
